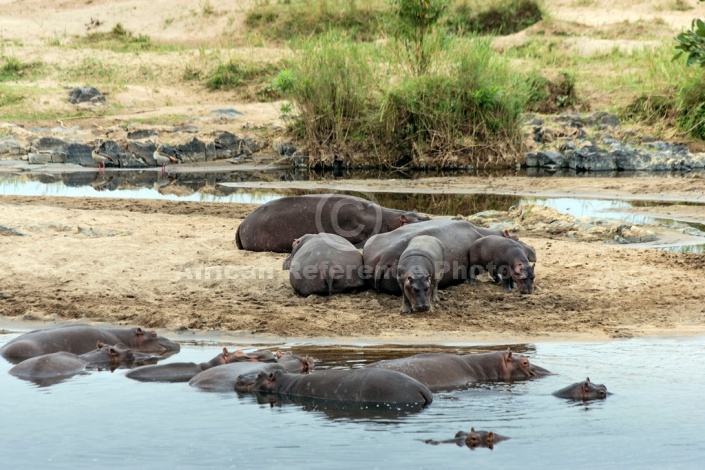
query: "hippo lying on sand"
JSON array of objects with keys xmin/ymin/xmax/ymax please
[
  {"xmin": 396, "ymin": 235, "xmax": 445, "ymax": 313},
  {"xmin": 126, "ymin": 348, "xmax": 279, "ymax": 383},
  {"xmin": 424, "ymin": 427, "xmax": 509, "ymax": 449},
  {"xmin": 236, "ymin": 194, "xmax": 431, "ymax": 253},
  {"xmin": 0, "ymin": 324, "xmax": 179, "ymax": 363},
  {"xmin": 468, "ymin": 235, "xmax": 535, "ymax": 294},
  {"xmin": 9, "ymin": 342, "xmax": 156, "ymax": 386},
  {"xmin": 366, "ymin": 349, "xmax": 550, "ymax": 391},
  {"xmin": 283, "ymin": 233, "xmax": 366, "ymax": 296},
  {"xmin": 235, "ymin": 368, "xmax": 433, "ymax": 406},
  {"xmin": 553, "ymin": 378, "xmax": 609, "ymax": 401}
]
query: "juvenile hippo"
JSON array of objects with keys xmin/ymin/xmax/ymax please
[
  {"xmin": 282, "ymin": 233, "xmax": 366, "ymax": 296},
  {"xmin": 366, "ymin": 349, "xmax": 551, "ymax": 391},
  {"xmin": 189, "ymin": 352, "xmax": 314, "ymax": 392},
  {"xmin": 396, "ymin": 235, "xmax": 445, "ymax": 314},
  {"xmin": 468, "ymin": 235, "xmax": 535, "ymax": 294},
  {"xmin": 126, "ymin": 348, "xmax": 278, "ymax": 383},
  {"xmin": 553, "ymin": 377, "xmax": 609, "ymax": 401},
  {"xmin": 474, "ymin": 227, "xmax": 537, "ymax": 263},
  {"xmin": 236, "ymin": 194, "xmax": 431, "ymax": 253},
  {"xmin": 0, "ymin": 324, "xmax": 179, "ymax": 362},
  {"xmin": 8, "ymin": 342, "xmax": 146, "ymax": 385},
  {"xmin": 425, "ymin": 427, "xmax": 510, "ymax": 449},
  {"xmin": 364, "ymin": 220, "xmax": 484, "ymax": 295},
  {"xmin": 235, "ymin": 368, "xmax": 433, "ymax": 406}
]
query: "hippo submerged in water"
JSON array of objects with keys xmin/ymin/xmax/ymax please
[
  {"xmin": 553, "ymin": 377, "xmax": 609, "ymax": 401},
  {"xmin": 0, "ymin": 324, "xmax": 180, "ymax": 363},
  {"xmin": 424, "ymin": 426, "xmax": 510, "ymax": 450},
  {"xmin": 366, "ymin": 349, "xmax": 551, "ymax": 392},
  {"xmin": 235, "ymin": 368, "xmax": 433, "ymax": 407},
  {"xmin": 235, "ymin": 194, "xmax": 431, "ymax": 253},
  {"xmin": 282, "ymin": 233, "xmax": 366, "ymax": 296},
  {"xmin": 8, "ymin": 342, "xmax": 156, "ymax": 386}
]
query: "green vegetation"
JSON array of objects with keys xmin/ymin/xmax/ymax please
[
  {"xmin": 75, "ymin": 23, "xmax": 178, "ymax": 53},
  {"xmin": 203, "ymin": 59, "xmax": 279, "ymax": 94},
  {"xmin": 445, "ymin": 0, "xmax": 543, "ymax": 36},
  {"xmin": 0, "ymin": 85, "xmax": 25, "ymax": 107},
  {"xmin": 674, "ymin": 1, "xmax": 705, "ymax": 67},
  {"xmin": 0, "ymin": 56, "xmax": 44, "ymax": 81}
]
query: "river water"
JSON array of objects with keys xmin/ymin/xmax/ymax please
[{"xmin": 1, "ymin": 333, "xmax": 703, "ymax": 469}]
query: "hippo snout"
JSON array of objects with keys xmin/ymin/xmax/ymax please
[{"xmin": 414, "ymin": 304, "xmax": 431, "ymax": 312}]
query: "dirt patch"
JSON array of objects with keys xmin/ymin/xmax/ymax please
[{"xmin": 1, "ymin": 193, "xmax": 704, "ymax": 342}]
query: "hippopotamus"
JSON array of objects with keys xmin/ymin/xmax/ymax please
[
  {"xmin": 468, "ymin": 235, "xmax": 535, "ymax": 294},
  {"xmin": 8, "ymin": 342, "xmax": 151, "ymax": 386},
  {"xmin": 125, "ymin": 348, "xmax": 279, "ymax": 383},
  {"xmin": 366, "ymin": 349, "xmax": 551, "ymax": 391},
  {"xmin": 0, "ymin": 324, "xmax": 180, "ymax": 363},
  {"xmin": 396, "ymin": 235, "xmax": 445, "ymax": 313},
  {"xmin": 235, "ymin": 368, "xmax": 433, "ymax": 406},
  {"xmin": 474, "ymin": 227, "xmax": 537, "ymax": 263},
  {"xmin": 553, "ymin": 377, "xmax": 609, "ymax": 401},
  {"xmin": 364, "ymin": 220, "xmax": 484, "ymax": 295},
  {"xmin": 424, "ymin": 427, "xmax": 510, "ymax": 449},
  {"xmin": 235, "ymin": 194, "xmax": 431, "ymax": 253},
  {"xmin": 189, "ymin": 352, "xmax": 314, "ymax": 392},
  {"xmin": 282, "ymin": 233, "xmax": 366, "ymax": 296}
]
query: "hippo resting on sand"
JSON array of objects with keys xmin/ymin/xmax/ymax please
[
  {"xmin": 189, "ymin": 352, "xmax": 314, "ymax": 392},
  {"xmin": 474, "ymin": 227, "xmax": 537, "ymax": 263},
  {"xmin": 282, "ymin": 233, "xmax": 366, "ymax": 296},
  {"xmin": 364, "ymin": 220, "xmax": 484, "ymax": 295},
  {"xmin": 235, "ymin": 368, "xmax": 433, "ymax": 407},
  {"xmin": 9, "ymin": 342, "xmax": 156, "ymax": 386},
  {"xmin": 236, "ymin": 194, "xmax": 431, "ymax": 253},
  {"xmin": 469, "ymin": 235, "xmax": 535, "ymax": 294},
  {"xmin": 0, "ymin": 324, "xmax": 180, "ymax": 363},
  {"xmin": 553, "ymin": 378, "xmax": 609, "ymax": 401},
  {"xmin": 424, "ymin": 427, "xmax": 509, "ymax": 450},
  {"xmin": 366, "ymin": 349, "xmax": 551, "ymax": 392},
  {"xmin": 126, "ymin": 348, "xmax": 280, "ymax": 383},
  {"xmin": 396, "ymin": 235, "xmax": 445, "ymax": 314}
]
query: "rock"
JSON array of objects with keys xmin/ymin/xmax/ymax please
[
  {"xmin": 537, "ymin": 151, "xmax": 566, "ymax": 168},
  {"xmin": 173, "ymin": 138, "xmax": 206, "ymax": 163},
  {"xmin": 127, "ymin": 129, "xmax": 158, "ymax": 140},
  {"xmin": 567, "ymin": 146, "xmax": 618, "ymax": 171},
  {"xmin": 0, "ymin": 136, "xmax": 26, "ymax": 157},
  {"xmin": 617, "ymin": 225, "xmax": 658, "ymax": 243},
  {"xmin": 274, "ymin": 140, "xmax": 297, "ymax": 157},
  {"xmin": 524, "ymin": 152, "xmax": 538, "ymax": 167},
  {"xmin": 68, "ymin": 86, "xmax": 106, "ymax": 104},
  {"xmin": 65, "ymin": 143, "xmax": 95, "ymax": 167},
  {"xmin": 127, "ymin": 140, "xmax": 157, "ymax": 166},
  {"xmin": 585, "ymin": 111, "xmax": 620, "ymax": 129},
  {"xmin": 28, "ymin": 153, "xmax": 52, "ymax": 165},
  {"xmin": 0, "ymin": 225, "xmax": 27, "ymax": 236}
]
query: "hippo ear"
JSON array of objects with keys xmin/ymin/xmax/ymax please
[
  {"xmin": 470, "ymin": 427, "xmax": 476, "ymax": 433},
  {"xmin": 135, "ymin": 327, "xmax": 144, "ymax": 336},
  {"xmin": 275, "ymin": 351, "xmax": 283, "ymax": 359},
  {"xmin": 582, "ymin": 381, "xmax": 591, "ymax": 393},
  {"xmin": 222, "ymin": 347, "xmax": 229, "ymax": 357},
  {"xmin": 268, "ymin": 372, "xmax": 276, "ymax": 382},
  {"xmin": 586, "ymin": 377, "xmax": 591, "ymax": 382},
  {"xmin": 503, "ymin": 229, "xmax": 509, "ymax": 237},
  {"xmin": 532, "ymin": 262, "xmax": 536, "ymax": 269},
  {"xmin": 406, "ymin": 275, "xmax": 413, "ymax": 284},
  {"xmin": 400, "ymin": 214, "xmax": 408, "ymax": 225},
  {"xmin": 108, "ymin": 347, "xmax": 119, "ymax": 357},
  {"xmin": 97, "ymin": 341, "xmax": 104, "ymax": 349},
  {"xmin": 514, "ymin": 262, "xmax": 524, "ymax": 274}
]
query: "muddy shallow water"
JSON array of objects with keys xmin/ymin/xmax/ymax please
[{"xmin": 1, "ymin": 332, "xmax": 703, "ymax": 469}]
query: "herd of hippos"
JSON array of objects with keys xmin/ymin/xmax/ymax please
[{"xmin": 1, "ymin": 194, "xmax": 609, "ymax": 450}]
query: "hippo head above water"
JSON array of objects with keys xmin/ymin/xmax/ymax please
[
  {"xmin": 553, "ymin": 377, "xmax": 609, "ymax": 401},
  {"xmin": 96, "ymin": 342, "xmax": 134, "ymax": 363},
  {"xmin": 501, "ymin": 349, "xmax": 543, "ymax": 381},
  {"xmin": 130, "ymin": 327, "xmax": 178, "ymax": 353}
]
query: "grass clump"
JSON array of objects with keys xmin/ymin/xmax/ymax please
[
  {"xmin": 245, "ymin": 0, "xmax": 386, "ymax": 41},
  {"xmin": 75, "ymin": 23, "xmax": 171, "ymax": 52},
  {"xmin": 445, "ymin": 0, "xmax": 543, "ymax": 36},
  {"xmin": 0, "ymin": 86, "xmax": 26, "ymax": 107},
  {"xmin": 0, "ymin": 56, "xmax": 44, "ymax": 81},
  {"xmin": 526, "ymin": 71, "xmax": 580, "ymax": 113}
]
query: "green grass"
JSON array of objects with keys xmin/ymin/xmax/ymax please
[
  {"xmin": 445, "ymin": 0, "xmax": 543, "ymax": 36},
  {"xmin": 0, "ymin": 85, "xmax": 25, "ymax": 107},
  {"xmin": 73, "ymin": 23, "xmax": 181, "ymax": 53},
  {"xmin": 0, "ymin": 56, "xmax": 44, "ymax": 81},
  {"xmin": 203, "ymin": 59, "xmax": 279, "ymax": 94}
]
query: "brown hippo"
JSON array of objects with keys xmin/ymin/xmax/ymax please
[
  {"xmin": 8, "ymin": 342, "xmax": 148, "ymax": 386},
  {"xmin": 468, "ymin": 235, "xmax": 535, "ymax": 294},
  {"xmin": 364, "ymin": 219, "xmax": 484, "ymax": 295},
  {"xmin": 396, "ymin": 235, "xmax": 445, "ymax": 314},
  {"xmin": 0, "ymin": 324, "xmax": 180, "ymax": 363},
  {"xmin": 235, "ymin": 368, "xmax": 433, "ymax": 406},
  {"xmin": 189, "ymin": 352, "xmax": 314, "ymax": 392},
  {"xmin": 282, "ymin": 233, "xmax": 366, "ymax": 296},
  {"xmin": 366, "ymin": 349, "xmax": 551, "ymax": 392},
  {"xmin": 425, "ymin": 427, "xmax": 510, "ymax": 449},
  {"xmin": 235, "ymin": 194, "xmax": 431, "ymax": 253},
  {"xmin": 125, "ymin": 348, "xmax": 279, "ymax": 383},
  {"xmin": 553, "ymin": 377, "xmax": 609, "ymax": 401}
]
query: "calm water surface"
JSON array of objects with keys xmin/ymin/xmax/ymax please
[{"xmin": 1, "ymin": 334, "xmax": 704, "ymax": 469}]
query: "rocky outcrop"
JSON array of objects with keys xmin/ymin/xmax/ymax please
[{"xmin": 524, "ymin": 112, "xmax": 705, "ymax": 173}]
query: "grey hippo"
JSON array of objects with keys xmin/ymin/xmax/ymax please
[
  {"xmin": 396, "ymin": 235, "xmax": 445, "ymax": 314},
  {"xmin": 282, "ymin": 233, "xmax": 366, "ymax": 296},
  {"xmin": 424, "ymin": 427, "xmax": 510, "ymax": 450},
  {"xmin": 553, "ymin": 377, "xmax": 609, "ymax": 401},
  {"xmin": 366, "ymin": 349, "xmax": 551, "ymax": 392},
  {"xmin": 235, "ymin": 194, "xmax": 431, "ymax": 253},
  {"xmin": 468, "ymin": 235, "xmax": 535, "ymax": 294},
  {"xmin": 0, "ymin": 324, "xmax": 180, "ymax": 363}
]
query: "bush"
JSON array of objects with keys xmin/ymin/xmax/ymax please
[{"xmin": 445, "ymin": 0, "xmax": 543, "ymax": 36}]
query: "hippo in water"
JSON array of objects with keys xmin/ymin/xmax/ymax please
[
  {"xmin": 189, "ymin": 352, "xmax": 314, "ymax": 392},
  {"xmin": 553, "ymin": 377, "xmax": 609, "ymax": 401},
  {"xmin": 8, "ymin": 342, "xmax": 153, "ymax": 386},
  {"xmin": 235, "ymin": 368, "xmax": 433, "ymax": 407},
  {"xmin": 235, "ymin": 194, "xmax": 431, "ymax": 253},
  {"xmin": 396, "ymin": 235, "xmax": 445, "ymax": 314},
  {"xmin": 424, "ymin": 427, "xmax": 510, "ymax": 450},
  {"xmin": 364, "ymin": 220, "xmax": 484, "ymax": 295},
  {"xmin": 366, "ymin": 349, "xmax": 551, "ymax": 391},
  {"xmin": 468, "ymin": 235, "xmax": 535, "ymax": 294},
  {"xmin": 282, "ymin": 233, "xmax": 366, "ymax": 296},
  {"xmin": 125, "ymin": 348, "xmax": 279, "ymax": 383},
  {"xmin": 0, "ymin": 324, "xmax": 180, "ymax": 363}
]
